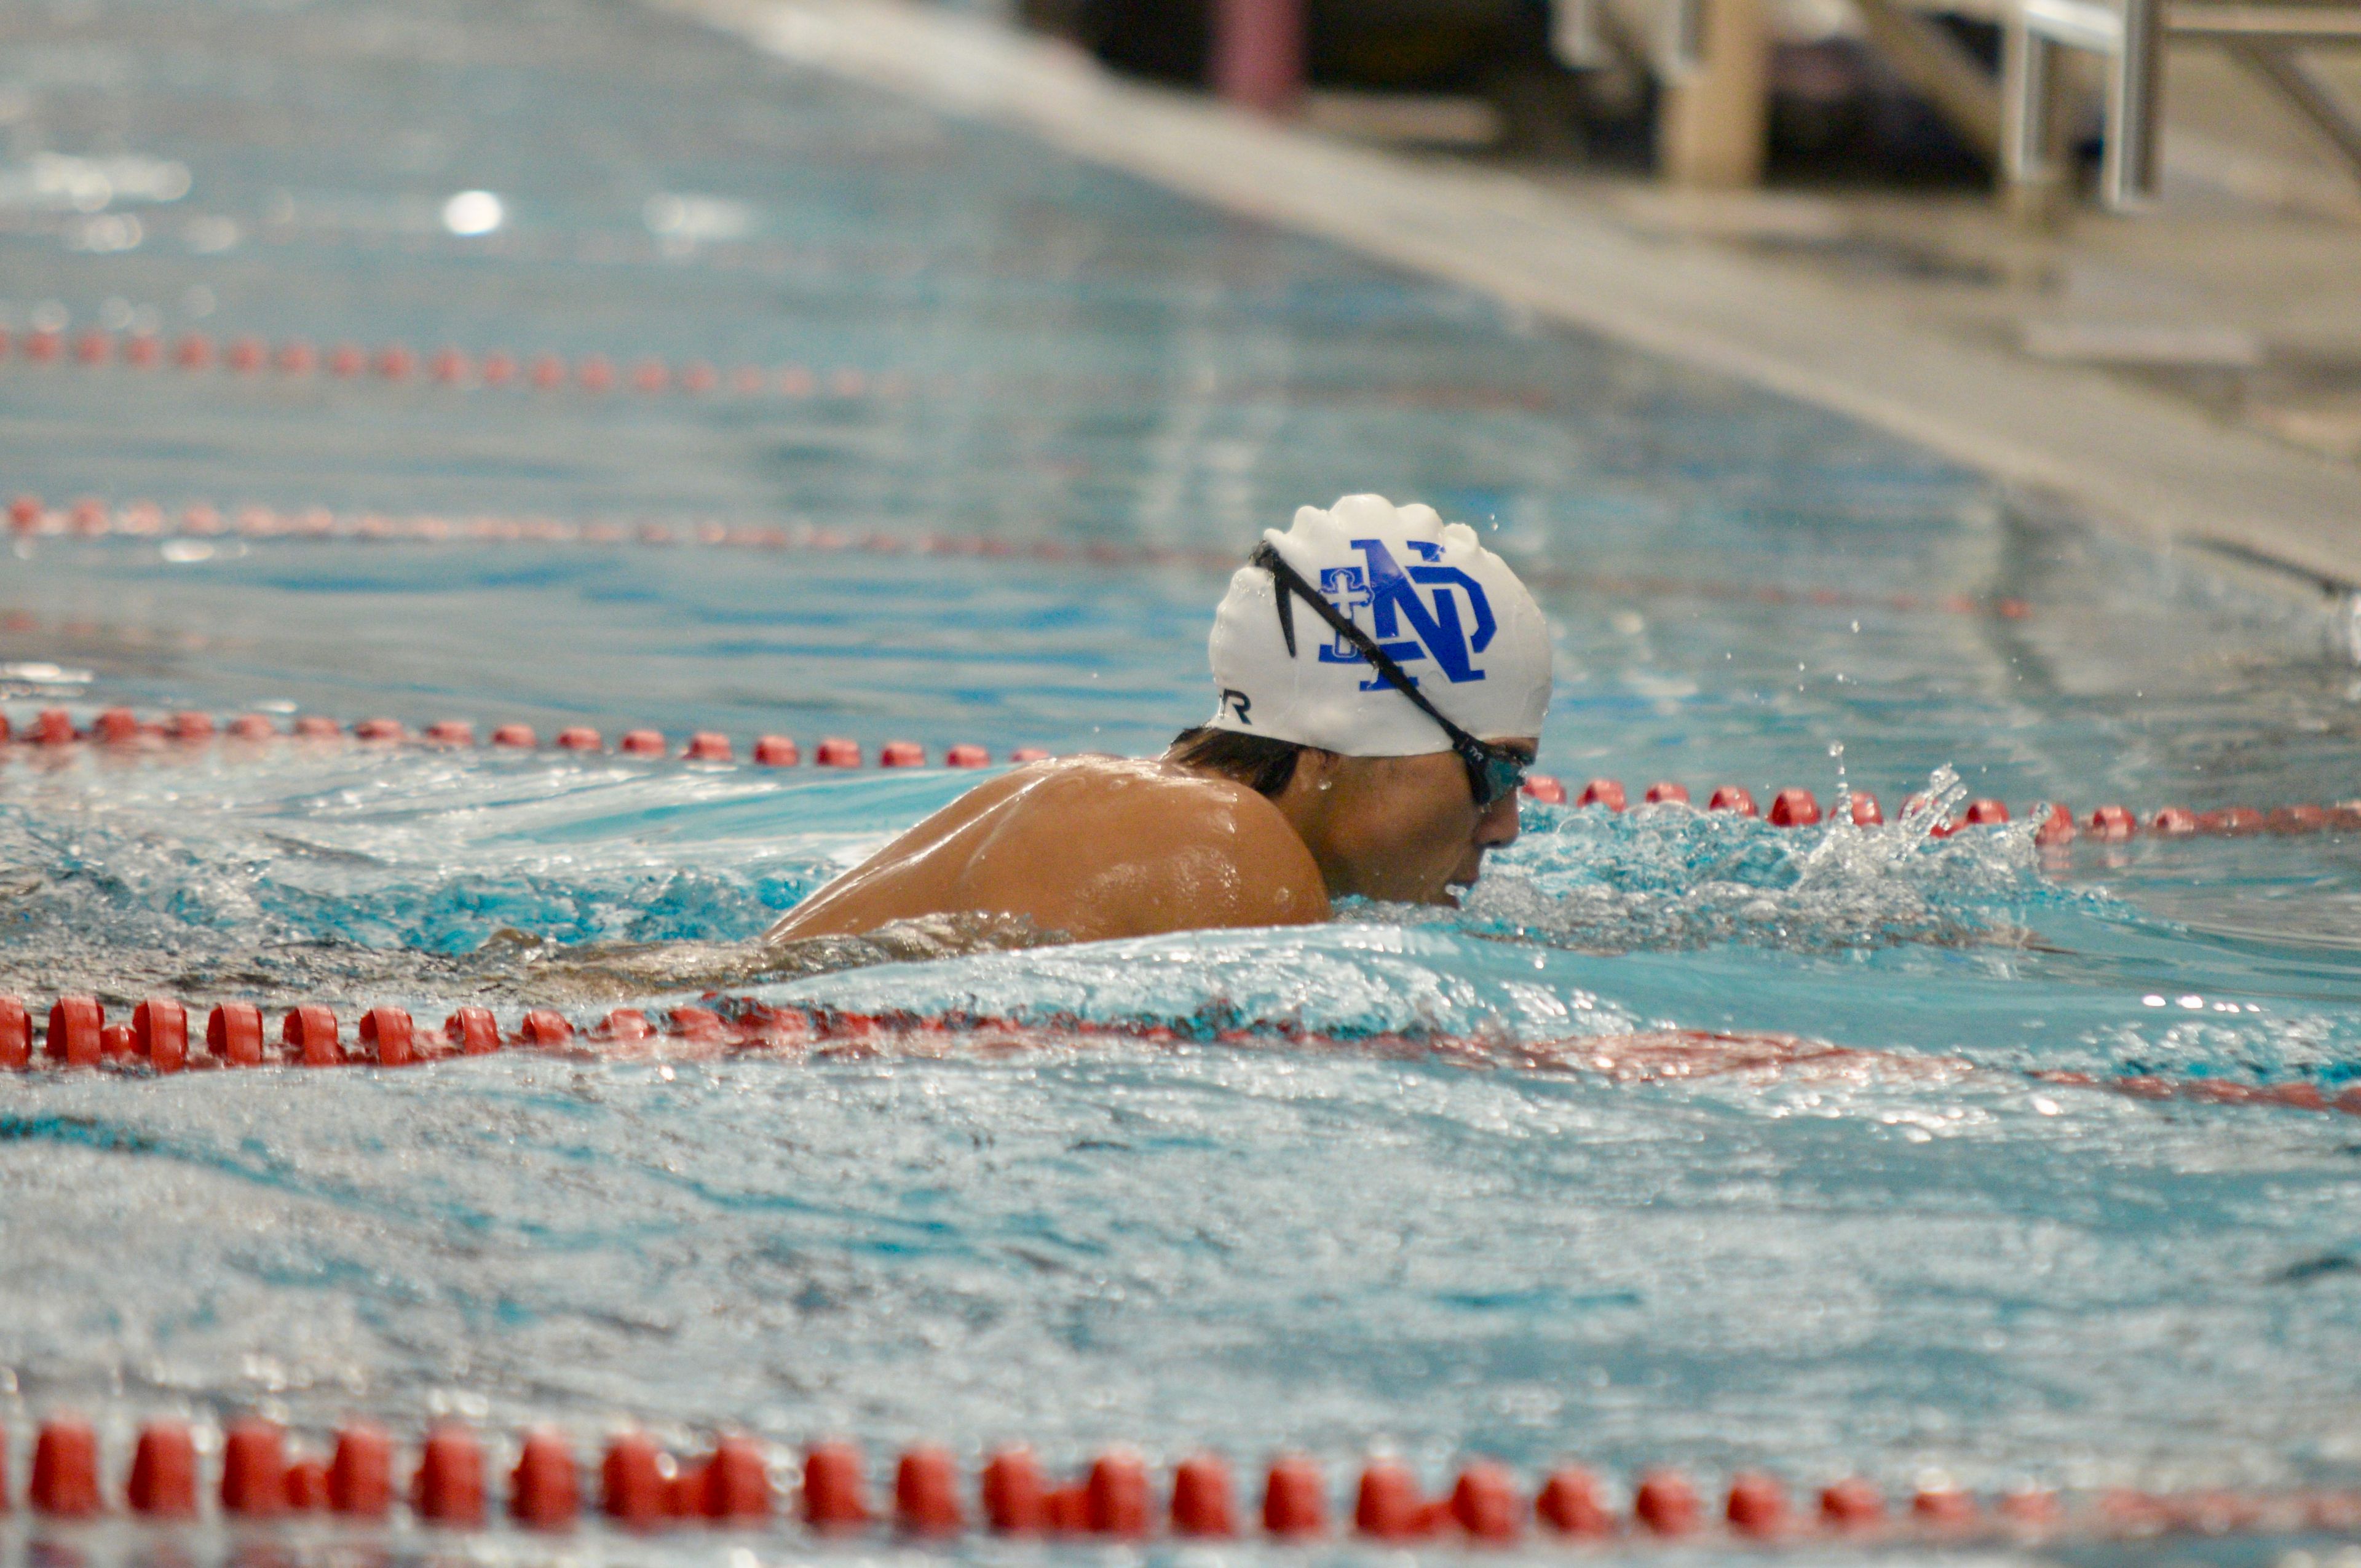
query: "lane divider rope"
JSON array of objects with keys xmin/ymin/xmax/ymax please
[
  {"xmin": 2, "ymin": 494, "xmax": 2037, "ymax": 622},
  {"xmin": 0, "ymin": 1414, "xmax": 2348, "ymax": 1545},
  {"xmin": 0, "ymin": 328, "xmax": 1806, "ymax": 437},
  {"xmin": 0, "ymin": 704, "xmax": 2343, "ymax": 844},
  {"xmin": 0, "ymin": 328, "xmax": 920, "ymax": 402},
  {"xmin": 1517, "ymin": 775, "xmax": 2358, "ymax": 845},
  {"xmin": 1, "ymin": 995, "xmax": 2354, "ymax": 1125},
  {"xmin": 0, "ymin": 704, "xmax": 1034, "ymax": 772}
]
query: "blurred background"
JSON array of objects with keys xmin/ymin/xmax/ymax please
[
  {"xmin": 1002, "ymin": 0, "xmax": 2361, "ymax": 476},
  {"xmin": 1017, "ymin": 0, "xmax": 2361, "ymax": 197}
]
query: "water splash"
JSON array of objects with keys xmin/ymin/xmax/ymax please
[{"xmin": 1456, "ymin": 764, "xmax": 2048, "ymax": 956}]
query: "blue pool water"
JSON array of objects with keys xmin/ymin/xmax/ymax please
[{"xmin": 7, "ymin": 0, "xmax": 2361, "ymax": 1551}]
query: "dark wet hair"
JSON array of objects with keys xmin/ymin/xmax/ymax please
[{"xmin": 1167, "ymin": 726, "xmax": 1303, "ymax": 799}]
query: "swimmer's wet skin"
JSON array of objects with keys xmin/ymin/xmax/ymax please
[{"xmin": 767, "ymin": 496, "xmax": 1551, "ymax": 947}]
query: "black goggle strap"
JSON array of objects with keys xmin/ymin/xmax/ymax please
[{"xmin": 1249, "ymin": 542, "xmax": 1516, "ymax": 799}]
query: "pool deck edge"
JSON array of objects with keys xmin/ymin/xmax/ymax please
[{"xmin": 665, "ymin": 0, "xmax": 2361, "ymax": 598}]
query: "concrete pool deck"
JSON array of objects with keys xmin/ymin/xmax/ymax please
[{"xmin": 669, "ymin": 0, "xmax": 2361, "ymax": 600}]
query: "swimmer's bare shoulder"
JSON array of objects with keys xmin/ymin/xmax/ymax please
[{"xmin": 764, "ymin": 755, "xmax": 1329, "ymax": 946}]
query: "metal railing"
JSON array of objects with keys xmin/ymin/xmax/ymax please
[
  {"xmin": 1552, "ymin": 0, "xmax": 2361, "ymax": 209},
  {"xmin": 2005, "ymin": 0, "xmax": 2361, "ymax": 207}
]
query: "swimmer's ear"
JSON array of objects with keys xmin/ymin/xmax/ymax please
[{"xmin": 1282, "ymin": 746, "xmax": 1344, "ymax": 801}]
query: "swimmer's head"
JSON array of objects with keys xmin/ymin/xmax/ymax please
[
  {"xmin": 1177, "ymin": 495, "xmax": 1551, "ymax": 907},
  {"xmin": 1204, "ymin": 494, "xmax": 1552, "ymax": 758}
]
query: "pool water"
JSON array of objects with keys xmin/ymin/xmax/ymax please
[{"xmin": 8, "ymin": 0, "xmax": 2361, "ymax": 1550}]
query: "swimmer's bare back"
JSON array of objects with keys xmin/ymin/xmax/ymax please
[{"xmin": 764, "ymin": 756, "xmax": 1329, "ymax": 945}]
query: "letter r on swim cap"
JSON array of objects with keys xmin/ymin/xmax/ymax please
[{"xmin": 1222, "ymin": 688, "xmax": 1252, "ymax": 724}]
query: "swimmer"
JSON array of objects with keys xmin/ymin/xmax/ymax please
[{"xmin": 765, "ymin": 494, "xmax": 1552, "ymax": 946}]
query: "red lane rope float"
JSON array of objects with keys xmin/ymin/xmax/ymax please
[
  {"xmin": 0, "ymin": 494, "xmax": 2039, "ymax": 622},
  {"xmin": 1, "ymin": 1416, "xmax": 2353, "ymax": 1545},
  {"xmin": 1521, "ymin": 775, "xmax": 2361, "ymax": 844},
  {"xmin": 0, "ymin": 705, "xmax": 2348, "ymax": 839},
  {"xmin": 3, "ymin": 995, "xmax": 2357, "ymax": 1126},
  {"xmin": 0, "ymin": 328, "xmax": 921, "ymax": 403},
  {"xmin": 0, "ymin": 705, "xmax": 1043, "ymax": 773}
]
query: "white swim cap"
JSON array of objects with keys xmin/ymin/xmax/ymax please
[{"xmin": 1204, "ymin": 494, "xmax": 1551, "ymax": 756}]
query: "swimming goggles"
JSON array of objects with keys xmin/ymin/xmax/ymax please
[{"xmin": 1249, "ymin": 541, "xmax": 1530, "ymax": 809}]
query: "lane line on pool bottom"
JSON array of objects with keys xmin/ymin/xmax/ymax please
[
  {"xmin": 1, "ymin": 1413, "xmax": 2352, "ymax": 1546},
  {"xmin": 0, "ymin": 996, "xmax": 2349, "ymax": 1125},
  {"xmin": 0, "ymin": 701, "xmax": 2347, "ymax": 845}
]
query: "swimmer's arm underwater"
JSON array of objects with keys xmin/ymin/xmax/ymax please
[{"xmin": 764, "ymin": 755, "xmax": 1329, "ymax": 946}]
